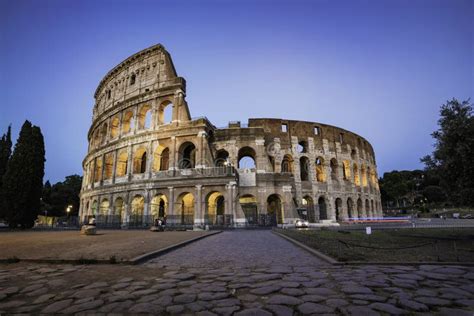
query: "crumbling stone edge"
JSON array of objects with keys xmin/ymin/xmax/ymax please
[{"xmin": 271, "ymin": 230, "xmax": 474, "ymax": 266}]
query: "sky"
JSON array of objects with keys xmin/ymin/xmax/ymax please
[{"xmin": 0, "ymin": 0, "xmax": 473, "ymax": 184}]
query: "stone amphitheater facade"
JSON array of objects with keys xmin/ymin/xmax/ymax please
[{"xmin": 79, "ymin": 44, "xmax": 382, "ymax": 228}]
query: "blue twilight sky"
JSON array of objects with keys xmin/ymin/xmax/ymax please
[{"xmin": 0, "ymin": 0, "xmax": 473, "ymax": 184}]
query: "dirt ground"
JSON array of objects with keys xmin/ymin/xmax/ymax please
[{"xmin": 0, "ymin": 230, "xmax": 214, "ymax": 262}]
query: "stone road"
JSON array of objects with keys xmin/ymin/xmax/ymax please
[{"xmin": 0, "ymin": 230, "xmax": 473, "ymax": 315}]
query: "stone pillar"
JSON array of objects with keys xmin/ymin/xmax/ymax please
[
  {"xmin": 196, "ymin": 131, "xmax": 207, "ymax": 168},
  {"xmin": 144, "ymin": 190, "xmax": 150, "ymax": 225},
  {"xmin": 146, "ymin": 140, "xmax": 153, "ymax": 179},
  {"xmin": 255, "ymin": 139, "xmax": 266, "ymax": 173},
  {"xmin": 127, "ymin": 144, "xmax": 133, "ymax": 180},
  {"xmin": 195, "ymin": 185, "xmax": 203, "ymax": 226},
  {"xmin": 112, "ymin": 150, "xmax": 118, "ymax": 184},
  {"xmin": 168, "ymin": 187, "xmax": 175, "ymax": 224},
  {"xmin": 169, "ymin": 136, "xmax": 177, "ymax": 170},
  {"xmin": 133, "ymin": 105, "xmax": 139, "ymax": 134},
  {"xmin": 100, "ymin": 153, "xmax": 105, "ymax": 186}
]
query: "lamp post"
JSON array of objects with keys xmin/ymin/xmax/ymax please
[{"xmin": 66, "ymin": 205, "xmax": 72, "ymax": 226}]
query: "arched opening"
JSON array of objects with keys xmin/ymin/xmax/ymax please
[
  {"xmin": 281, "ymin": 154, "xmax": 293, "ymax": 173},
  {"xmin": 177, "ymin": 192, "xmax": 194, "ymax": 225},
  {"xmin": 94, "ymin": 157, "xmax": 103, "ymax": 182},
  {"xmin": 130, "ymin": 73, "xmax": 136, "ymax": 85},
  {"xmin": 93, "ymin": 130, "xmax": 100, "ymax": 148},
  {"xmin": 297, "ymin": 141, "xmax": 308, "ymax": 153},
  {"xmin": 91, "ymin": 200, "xmax": 98, "ymax": 216},
  {"xmin": 151, "ymin": 194, "xmax": 167, "ymax": 221},
  {"xmin": 215, "ymin": 150, "xmax": 229, "ymax": 167},
  {"xmin": 302, "ymin": 196, "xmax": 315, "ymax": 223},
  {"xmin": 347, "ymin": 198, "xmax": 354, "ymax": 219},
  {"xmin": 116, "ymin": 150, "xmax": 128, "ymax": 177},
  {"xmin": 100, "ymin": 123, "xmax": 108, "ymax": 145},
  {"xmin": 206, "ymin": 192, "xmax": 225, "ymax": 225},
  {"xmin": 267, "ymin": 194, "xmax": 284, "ymax": 226},
  {"xmin": 99, "ymin": 199, "xmax": 109, "ymax": 224},
  {"xmin": 361, "ymin": 165, "xmax": 368, "ymax": 187},
  {"xmin": 138, "ymin": 105, "xmax": 152, "ymax": 129},
  {"xmin": 178, "ymin": 142, "xmax": 196, "ymax": 169},
  {"xmin": 342, "ymin": 160, "xmax": 351, "ymax": 181},
  {"xmin": 238, "ymin": 147, "xmax": 256, "ymax": 169},
  {"xmin": 365, "ymin": 199, "xmax": 370, "ymax": 218},
  {"xmin": 104, "ymin": 153, "xmax": 114, "ymax": 180},
  {"xmin": 110, "ymin": 116, "xmax": 120, "ymax": 139},
  {"xmin": 133, "ymin": 147, "xmax": 147, "ymax": 174},
  {"xmin": 130, "ymin": 195, "xmax": 145, "ymax": 226},
  {"xmin": 353, "ymin": 163, "xmax": 360, "ymax": 186},
  {"xmin": 122, "ymin": 111, "xmax": 134, "ymax": 134},
  {"xmin": 113, "ymin": 197, "xmax": 124, "ymax": 224},
  {"xmin": 371, "ymin": 200, "xmax": 375, "ymax": 216},
  {"xmin": 357, "ymin": 198, "xmax": 362, "ymax": 218},
  {"xmin": 315, "ymin": 157, "xmax": 326, "ymax": 182},
  {"xmin": 351, "ymin": 149, "xmax": 357, "ymax": 160},
  {"xmin": 300, "ymin": 156, "xmax": 310, "ymax": 181},
  {"xmin": 158, "ymin": 101, "xmax": 173, "ymax": 125},
  {"xmin": 335, "ymin": 198, "xmax": 343, "ymax": 221},
  {"xmin": 318, "ymin": 196, "xmax": 328, "ymax": 220},
  {"xmin": 240, "ymin": 195, "xmax": 258, "ymax": 225},
  {"xmin": 330, "ymin": 158, "xmax": 338, "ymax": 181},
  {"xmin": 153, "ymin": 146, "xmax": 169, "ymax": 172}
]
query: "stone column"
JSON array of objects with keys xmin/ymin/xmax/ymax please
[
  {"xmin": 195, "ymin": 185, "xmax": 203, "ymax": 226},
  {"xmin": 167, "ymin": 187, "xmax": 175, "ymax": 225},
  {"xmin": 197, "ymin": 131, "xmax": 207, "ymax": 168},
  {"xmin": 169, "ymin": 136, "xmax": 177, "ymax": 170},
  {"xmin": 146, "ymin": 140, "xmax": 153, "ymax": 179},
  {"xmin": 112, "ymin": 150, "xmax": 118, "ymax": 184},
  {"xmin": 144, "ymin": 190, "xmax": 150, "ymax": 225},
  {"xmin": 127, "ymin": 144, "xmax": 133, "ymax": 180},
  {"xmin": 255, "ymin": 139, "xmax": 266, "ymax": 173}
]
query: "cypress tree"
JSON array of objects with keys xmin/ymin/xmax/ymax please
[
  {"xmin": 0, "ymin": 125, "xmax": 12, "ymax": 219},
  {"xmin": 3, "ymin": 121, "xmax": 46, "ymax": 228}
]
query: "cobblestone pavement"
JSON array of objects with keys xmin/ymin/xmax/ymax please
[{"xmin": 0, "ymin": 230, "xmax": 473, "ymax": 315}]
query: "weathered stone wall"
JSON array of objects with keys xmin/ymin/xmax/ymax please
[{"xmin": 79, "ymin": 44, "xmax": 382, "ymax": 228}]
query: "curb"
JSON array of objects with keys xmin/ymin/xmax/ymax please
[
  {"xmin": 129, "ymin": 230, "xmax": 222, "ymax": 264},
  {"xmin": 0, "ymin": 231, "xmax": 222, "ymax": 265},
  {"xmin": 272, "ymin": 230, "xmax": 338, "ymax": 264},
  {"xmin": 272, "ymin": 230, "xmax": 474, "ymax": 266}
]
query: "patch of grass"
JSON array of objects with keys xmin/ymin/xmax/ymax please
[{"xmin": 278, "ymin": 228, "xmax": 474, "ymax": 263}]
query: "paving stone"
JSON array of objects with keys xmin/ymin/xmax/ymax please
[
  {"xmin": 456, "ymin": 299, "xmax": 474, "ymax": 307},
  {"xmin": 0, "ymin": 286, "xmax": 19, "ymax": 296},
  {"xmin": 129, "ymin": 302, "xmax": 159, "ymax": 313},
  {"xmin": 250, "ymin": 274, "xmax": 281, "ymax": 282},
  {"xmin": 326, "ymin": 298, "xmax": 349, "ymax": 307},
  {"xmin": 250, "ymin": 285, "xmax": 281, "ymax": 295},
  {"xmin": 62, "ymin": 299, "xmax": 104, "ymax": 313},
  {"xmin": 196, "ymin": 311, "xmax": 218, "ymax": 316},
  {"xmin": 395, "ymin": 273, "xmax": 424, "ymax": 281},
  {"xmin": 174, "ymin": 293, "xmax": 197, "ymax": 304},
  {"xmin": 174, "ymin": 273, "xmax": 196, "ymax": 280},
  {"xmin": 304, "ymin": 287, "xmax": 337, "ymax": 296},
  {"xmin": 238, "ymin": 294, "xmax": 258, "ymax": 302},
  {"xmin": 72, "ymin": 288, "xmax": 102, "ymax": 299},
  {"xmin": 212, "ymin": 298, "xmax": 241, "ymax": 307},
  {"xmin": 20, "ymin": 283, "xmax": 43, "ymax": 293},
  {"xmin": 352, "ymin": 300, "xmax": 370, "ymax": 305},
  {"xmin": 132, "ymin": 288, "xmax": 158, "ymax": 296},
  {"xmin": 47, "ymin": 279, "xmax": 66, "ymax": 288},
  {"xmin": 396, "ymin": 298, "xmax": 429, "ymax": 312},
  {"xmin": 152, "ymin": 283, "xmax": 176, "ymax": 290},
  {"xmin": 438, "ymin": 307, "xmax": 474, "ymax": 316},
  {"xmin": 198, "ymin": 292, "xmax": 230, "ymax": 301},
  {"xmin": 265, "ymin": 304, "xmax": 293, "ymax": 316},
  {"xmin": 414, "ymin": 296, "xmax": 451, "ymax": 306},
  {"xmin": 212, "ymin": 305, "xmax": 240, "ymax": 315},
  {"xmin": 0, "ymin": 300, "xmax": 26, "ymax": 309},
  {"xmin": 266, "ymin": 294, "xmax": 302, "ymax": 305},
  {"xmin": 369, "ymin": 302, "xmax": 408, "ymax": 315},
  {"xmin": 280, "ymin": 287, "xmax": 305, "ymax": 296},
  {"xmin": 117, "ymin": 277, "xmax": 134, "ymax": 283},
  {"xmin": 344, "ymin": 305, "xmax": 380, "ymax": 316},
  {"xmin": 297, "ymin": 302, "xmax": 333, "ymax": 314},
  {"xmin": 187, "ymin": 300, "xmax": 210, "ymax": 312},
  {"xmin": 300, "ymin": 294, "xmax": 325, "ymax": 302},
  {"xmin": 111, "ymin": 282, "xmax": 130, "ymax": 290},
  {"xmin": 27, "ymin": 286, "xmax": 48, "ymax": 296},
  {"xmin": 166, "ymin": 304, "xmax": 185, "ymax": 314},
  {"xmin": 432, "ymin": 267, "xmax": 466, "ymax": 275},
  {"xmin": 350, "ymin": 294, "xmax": 386, "ymax": 302},
  {"xmin": 235, "ymin": 308, "xmax": 272, "ymax": 316},
  {"xmin": 278, "ymin": 281, "xmax": 299, "ymax": 288},
  {"xmin": 41, "ymin": 299, "xmax": 74, "ymax": 313}
]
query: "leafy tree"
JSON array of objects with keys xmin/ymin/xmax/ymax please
[
  {"xmin": 2, "ymin": 121, "xmax": 45, "ymax": 228},
  {"xmin": 421, "ymin": 98, "xmax": 474, "ymax": 206},
  {"xmin": 0, "ymin": 125, "xmax": 12, "ymax": 219},
  {"xmin": 42, "ymin": 175, "xmax": 82, "ymax": 217}
]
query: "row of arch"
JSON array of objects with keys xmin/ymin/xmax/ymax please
[{"xmin": 91, "ymin": 101, "xmax": 174, "ymax": 149}]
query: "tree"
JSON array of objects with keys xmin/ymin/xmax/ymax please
[
  {"xmin": 2, "ymin": 121, "xmax": 46, "ymax": 228},
  {"xmin": 42, "ymin": 175, "xmax": 82, "ymax": 217},
  {"xmin": 421, "ymin": 98, "xmax": 474, "ymax": 206},
  {"xmin": 0, "ymin": 125, "xmax": 12, "ymax": 219}
]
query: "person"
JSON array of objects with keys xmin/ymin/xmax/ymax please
[{"xmin": 154, "ymin": 218, "xmax": 159, "ymax": 227}]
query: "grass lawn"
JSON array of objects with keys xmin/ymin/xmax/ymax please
[{"xmin": 277, "ymin": 227, "xmax": 474, "ymax": 263}]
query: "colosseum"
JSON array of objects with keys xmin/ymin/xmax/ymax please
[{"xmin": 79, "ymin": 44, "xmax": 382, "ymax": 228}]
